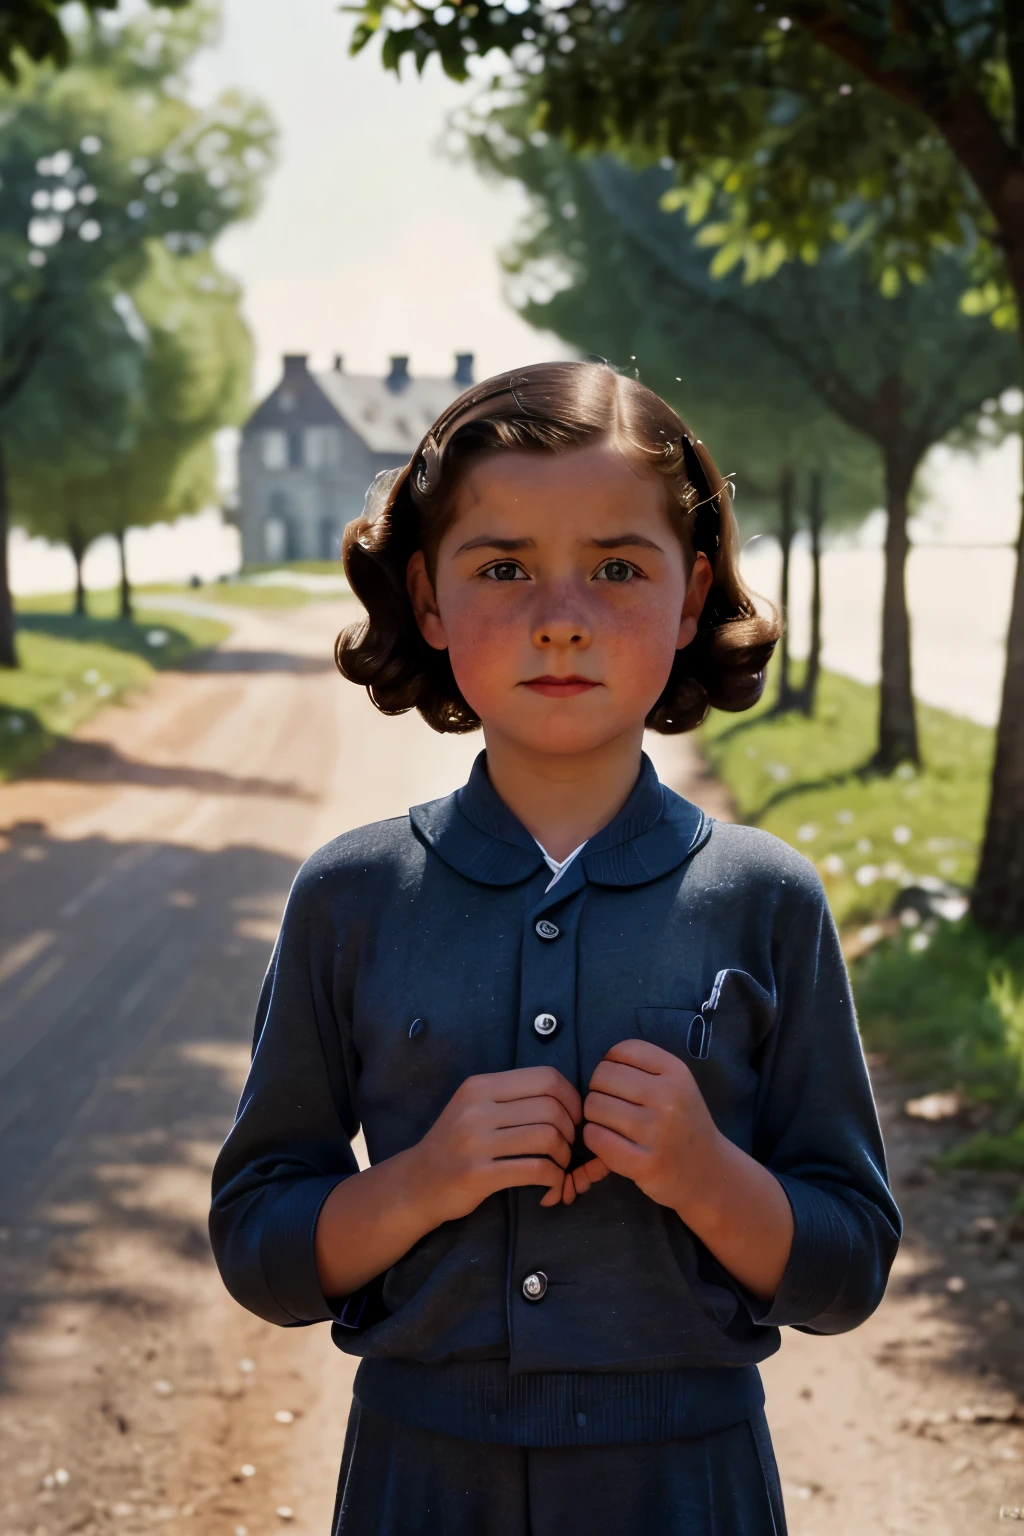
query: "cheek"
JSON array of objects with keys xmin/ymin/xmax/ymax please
[
  {"xmin": 601, "ymin": 589, "xmax": 685, "ymax": 684},
  {"xmin": 438, "ymin": 588, "xmax": 524, "ymax": 701}
]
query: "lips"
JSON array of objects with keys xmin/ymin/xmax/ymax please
[{"xmin": 522, "ymin": 675, "xmax": 600, "ymax": 698}]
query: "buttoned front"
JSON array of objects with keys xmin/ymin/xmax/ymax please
[{"xmin": 210, "ymin": 751, "xmax": 901, "ymax": 1448}]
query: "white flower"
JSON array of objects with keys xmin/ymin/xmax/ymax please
[
  {"xmin": 893, "ymin": 825, "xmax": 912, "ymax": 845},
  {"xmin": 796, "ymin": 824, "xmax": 817, "ymax": 842},
  {"xmin": 854, "ymin": 864, "xmax": 878, "ymax": 887},
  {"xmin": 821, "ymin": 854, "xmax": 846, "ymax": 876}
]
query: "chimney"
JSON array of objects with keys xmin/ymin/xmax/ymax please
[
  {"xmin": 282, "ymin": 354, "xmax": 309, "ymax": 378},
  {"xmin": 453, "ymin": 352, "xmax": 474, "ymax": 387},
  {"xmin": 387, "ymin": 355, "xmax": 410, "ymax": 392},
  {"xmin": 333, "ymin": 354, "xmax": 344, "ymax": 372}
]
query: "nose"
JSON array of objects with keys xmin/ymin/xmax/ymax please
[{"xmin": 531, "ymin": 601, "xmax": 592, "ymax": 652}]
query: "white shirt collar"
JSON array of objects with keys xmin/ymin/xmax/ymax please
[{"xmin": 534, "ymin": 838, "xmax": 588, "ymax": 892}]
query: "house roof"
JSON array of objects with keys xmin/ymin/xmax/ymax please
[{"xmin": 315, "ymin": 371, "xmax": 466, "ymax": 456}]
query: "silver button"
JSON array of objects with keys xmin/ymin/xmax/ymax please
[
  {"xmin": 533, "ymin": 1012, "xmax": 558, "ymax": 1038},
  {"xmin": 535, "ymin": 919, "xmax": 560, "ymax": 940},
  {"xmin": 522, "ymin": 1271, "xmax": 548, "ymax": 1301}
]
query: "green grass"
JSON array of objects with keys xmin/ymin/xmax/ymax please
[
  {"xmin": 149, "ymin": 580, "xmax": 318, "ymax": 608},
  {"xmin": 698, "ymin": 669, "xmax": 990, "ymax": 929},
  {"xmin": 1, "ymin": 591, "xmax": 228, "ymax": 780},
  {"xmin": 145, "ymin": 572, "xmax": 353, "ymax": 608}
]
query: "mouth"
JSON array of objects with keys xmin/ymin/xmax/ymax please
[{"xmin": 521, "ymin": 675, "xmax": 601, "ymax": 698}]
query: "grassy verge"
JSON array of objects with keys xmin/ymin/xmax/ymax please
[
  {"xmin": 1, "ymin": 592, "xmax": 228, "ymax": 780},
  {"xmin": 149, "ymin": 580, "xmax": 318, "ymax": 608},
  {"xmin": 699, "ymin": 669, "xmax": 990, "ymax": 929},
  {"xmin": 700, "ymin": 670, "xmax": 1024, "ymax": 1172}
]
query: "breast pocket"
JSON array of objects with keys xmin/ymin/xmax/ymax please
[{"xmin": 635, "ymin": 969, "xmax": 775, "ymax": 1145}]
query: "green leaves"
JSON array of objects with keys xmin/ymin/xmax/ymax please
[{"xmin": 350, "ymin": 0, "xmax": 1019, "ymax": 314}]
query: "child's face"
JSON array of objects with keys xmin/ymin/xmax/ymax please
[{"xmin": 407, "ymin": 442, "xmax": 713, "ymax": 760}]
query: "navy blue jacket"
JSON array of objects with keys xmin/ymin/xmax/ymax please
[{"xmin": 209, "ymin": 754, "xmax": 900, "ymax": 1446}]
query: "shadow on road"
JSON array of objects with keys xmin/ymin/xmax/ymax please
[
  {"xmin": 20, "ymin": 738, "xmax": 318, "ymax": 799},
  {"xmin": 201, "ymin": 650, "xmax": 336, "ymax": 675},
  {"xmin": 0, "ymin": 821, "xmax": 302, "ymax": 1388}
]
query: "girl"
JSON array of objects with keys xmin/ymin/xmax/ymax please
[{"xmin": 210, "ymin": 361, "xmax": 900, "ymax": 1535}]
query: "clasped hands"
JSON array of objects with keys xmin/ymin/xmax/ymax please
[{"xmin": 418, "ymin": 1041, "xmax": 721, "ymax": 1221}]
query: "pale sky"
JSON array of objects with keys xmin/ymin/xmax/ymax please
[{"xmin": 188, "ymin": 0, "xmax": 568, "ymax": 394}]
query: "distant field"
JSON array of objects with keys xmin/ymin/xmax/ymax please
[{"xmin": 1, "ymin": 592, "xmax": 228, "ymax": 780}]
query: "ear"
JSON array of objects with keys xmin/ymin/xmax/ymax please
[
  {"xmin": 406, "ymin": 550, "xmax": 449, "ymax": 651},
  {"xmin": 676, "ymin": 553, "xmax": 714, "ymax": 651}
]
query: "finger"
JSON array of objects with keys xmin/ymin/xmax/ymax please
[
  {"xmin": 489, "ymin": 1155, "xmax": 569, "ymax": 1201},
  {"xmin": 493, "ymin": 1124, "xmax": 572, "ymax": 1169},
  {"xmin": 571, "ymin": 1157, "xmax": 610, "ymax": 1196},
  {"xmin": 584, "ymin": 1090, "xmax": 649, "ymax": 1144},
  {"xmin": 560, "ymin": 1170, "xmax": 576, "ymax": 1205},
  {"xmin": 493, "ymin": 1095, "xmax": 577, "ymax": 1145},
  {"xmin": 487, "ymin": 1066, "xmax": 582, "ymax": 1123},
  {"xmin": 587, "ymin": 1060, "xmax": 660, "ymax": 1107},
  {"xmin": 582, "ymin": 1121, "xmax": 646, "ymax": 1177},
  {"xmin": 602, "ymin": 1038, "xmax": 679, "ymax": 1074}
]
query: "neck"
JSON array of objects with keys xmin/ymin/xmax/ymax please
[{"xmin": 481, "ymin": 727, "xmax": 645, "ymax": 861}]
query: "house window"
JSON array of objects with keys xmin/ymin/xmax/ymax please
[
  {"xmin": 304, "ymin": 427, "xmax": 341, "ymax": 469},
  {"xmin": 287, "ymin": 431, "xmax": 303, "ymax": 468},
  {"xmin": 261, "ymin": 430, "xmax": 287, "ymax": 470},
  {"xmin": 318, "ymin": 518, "xmax": 341, "ymax": 560}
]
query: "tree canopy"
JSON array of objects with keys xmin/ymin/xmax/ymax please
[
  {"xmin": 10, "ymin": 239, "xmax": 253, "ymax": 616},
  {"xmin": 356, "ymin": 2, "xmax": 1020, "ymax": 318},
  {"xmin": 0, "ymin": 1, "xmax": 190, "ymax": 83},
  {"xmin": 0, "ymin": 0, "xmax": 274, "ymax": 660}
]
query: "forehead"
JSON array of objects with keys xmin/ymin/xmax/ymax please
[{"xmin": 450, "ymin": 442, "xmax": 675, "ymax": 535}]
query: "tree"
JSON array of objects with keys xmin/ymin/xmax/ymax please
[
  {"xmin": 10, "ymin": 240, "xmax": 252, "ymax": 617},
  {"xmin": 3, "ymin": 276, "xmax": 144, "ymax": 612},
  {"xmin": 352, "ymin": 2, "xmax": 1024, "ymax": 922},
  {"xmin": 466, "ymin": 125, "xmax": 1014, "ymax": 762},
  {"xmin": 0, "ymin": 1, "xmax": 274, "ymax": 663},
  {"xmin": 0, "ymin": 2, "xmax": 190, "ymax": 83}
]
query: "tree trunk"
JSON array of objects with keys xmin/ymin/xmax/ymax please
[
  {"xmin": 68, "ymin": 523, "xmax": 87, "ymax": 617},
  {"xmin": 116, "ymin": 527, "xmax": 132, "ymax": 621},
  {"xmin": 798, "ymin": 469, "xmax": 823, "ymax": 717},
  {"xmin": 874, "ymin": 447, "xmax": 919, "ymax": 770},
  {"xmin": 973, "ymin": 389, "xmax": 1024, "ymax": 931},
  {"xmin": 775, "ymin": 464, "xmax": 800, "ymax": 712},
  {"xmin": 0, "ymin": 436, "xmax": 17, "ymax": 668}
]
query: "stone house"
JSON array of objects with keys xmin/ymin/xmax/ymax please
[{"xmin": 237, "ymin": 352, "xmax": 474, "ymax": 565}]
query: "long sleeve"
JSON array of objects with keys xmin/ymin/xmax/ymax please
[
  {"xmin": 209, "ymin": 864, "xmax": 359, "ymax": 1326},
  {"xmin": 748, "ymin": 871, "xmax": 902, "ymax": 1334}
]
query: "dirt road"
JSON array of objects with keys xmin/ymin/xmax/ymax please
[{"xmin": 2, "ymin": 599, "xmax": 1024, "ymax": 1536}]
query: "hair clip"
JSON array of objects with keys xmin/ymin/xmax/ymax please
[{"xmin": 415, "ymin": 438, "xmax": 441, "ymax": 496}]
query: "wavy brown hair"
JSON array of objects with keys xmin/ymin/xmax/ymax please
[{"xmin": 336, "ymin": 361, "xmax": 778, "ymax": 734}]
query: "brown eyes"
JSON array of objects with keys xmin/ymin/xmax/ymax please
[
  {"xmin": 595, "ymin": 559, "xmax": 636, "ymax": 583},
  {"xmin": 483, "ymin": 561, "xmax": 526, "ymax": 582}
]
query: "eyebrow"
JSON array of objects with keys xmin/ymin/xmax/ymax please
[
  {"xmin": 453, "ymin": 533, "xmax": 666, "ymax": 556},
  {"xmin": 454, "ymin": 535, "xmax": 535, "ymax": 554}
]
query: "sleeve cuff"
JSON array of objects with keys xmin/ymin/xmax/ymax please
[
  {"xmin": 258, "ymin": 1174, "xmax": 352, "ymax": 1324},
  {"xmin": 748, "ymin": 1175, "xmax": 853, "ymax": 1329}
]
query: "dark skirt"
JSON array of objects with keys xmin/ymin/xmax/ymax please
[{"xmin": 333, "ymin": 1399, "xmax": 787, "ymax": 1536}]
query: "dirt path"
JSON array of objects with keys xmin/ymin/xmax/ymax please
[{"xmin": 1, "ymin": 599, "xmax": 1023, "ymax": 1536}]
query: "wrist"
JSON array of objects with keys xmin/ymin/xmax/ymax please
[
  {"xmin": 399, "ymin": 1137, "xmax": 457, "ymax": 1231},
  {"xmin": 670, "ymin": 1129, "xmax": 733, "ymax": 1233}
]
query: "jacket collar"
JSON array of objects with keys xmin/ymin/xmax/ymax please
[{"xmin": 409, "ymin": 751, "xmax": 710, "ymax": 890}]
